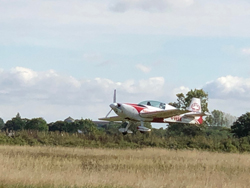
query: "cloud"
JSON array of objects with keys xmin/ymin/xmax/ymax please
[
  {"xmin": 203, "ymin": 75, "xmax": 250, "ymax": 100},
  {"xmin": 202, "ymin": 75, "xmax": 250, "ymax": 116},
  {"xmin": 136, "ymin": 64, "xmax": 151, "ymax": 73},
  {"xmin": 172, "ymin": 86, "xmax": 190, "ymax": 96},
  {"xmin": 109, "ymin": 1, "xmax": 131, "ymax": 12},
  {"xmin": 1, "ymin": 67, "xmax": 250, "ymax": 122},
  {"xmin": 0, "ymin": 67, "xmax": 169, "ymax": 122},
  {"xmin": 0, "ymin": 0, "xmax": 250, "ymax": 47},
  {"xmin": 241, "ymin": 48, "xmax": 250, "ymax": 55},
  {"xmin": 109, "ymin": 0, "xmax": 194, "ymax": 12}
]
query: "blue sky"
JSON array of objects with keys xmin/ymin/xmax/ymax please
[{"xmin": 0, "ymin": 0, "xmax": 250, "ymax": 124}]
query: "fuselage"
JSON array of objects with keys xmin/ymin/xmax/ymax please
[
  {"xmin": 110, "ymin": 101, "xmax": 203, "ymax": 125},
  {"xmin": 110, "ymin": 103, "xmax": 154, "ymax": 122},
  {"xmin": 110, "ymin": 101, "xmax": 171, "ymax": 123}
]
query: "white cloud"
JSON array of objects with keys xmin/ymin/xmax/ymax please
[
  {"xmin": 172, "ymin": 86, "xmax": 190, "ymax": 96},
  {"xmin": 0, "ymin": 67, "xmax": 170, "ymax": 122},
  {"xmin": 0, "ymin": 0, "xmax": 250, "ymax": 49},
  {"xmin": 203, "ymin": 75, "xmax": 250, "ymax": 116},
  {"xmin": 136, "ymin": 64, "xmax": 151, "ymax": 73},
  {"xmin": 10, "ymin": 67, "xmax": 38, "ymax": 85},
  {"xmin": 204, "ymin": 75, "xmax": 250, "ymax": 99},
  {"xmin": 1, "ymin": 67, "xmax": 250, "ymax": 122},
  {"xmin": 109, "ymin": 0, "xmax": 194, "ymax": 12},
  {"xmin": 242, "ymin": 48, "xmax": 250, "ymax": 55}
]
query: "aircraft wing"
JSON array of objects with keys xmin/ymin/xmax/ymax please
[
  {"xmin": 140, "ymin": 109, "xmax": 190, "ymax": 119},
  {"xmin": 98, "ymin": 116, "xmax": 124, "ymax": 122}
]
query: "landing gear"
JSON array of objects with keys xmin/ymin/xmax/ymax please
[
  {"xmin": 119, "ymin": 121, "xmax": 151, "ymax": 134},
  {"xmin": 119, "ymin": 121, "xmax": 133, "ymax": 135},
  {"xmin": 137, "ymin": 121, "xmax": 151, "ymax": 133}
]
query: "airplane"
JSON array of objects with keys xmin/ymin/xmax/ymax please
[{"xmin": 99, "ymin": 90, "xmax": 208, "ymax": 134}]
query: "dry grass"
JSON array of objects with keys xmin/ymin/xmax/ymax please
[{"xmin": 0, "ymin": 145, "xmax": 250, "ymax": 188}]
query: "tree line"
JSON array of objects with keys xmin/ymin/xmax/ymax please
[{"xmin": 0, "ymin": 89, "xmax": 250, "ymax": 152}]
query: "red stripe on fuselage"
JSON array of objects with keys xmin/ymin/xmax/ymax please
[{"xmin": 125, "ymin": 103, "xmax": 145, "ymax": 113}]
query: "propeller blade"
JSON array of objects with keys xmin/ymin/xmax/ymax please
[
  {"xmin": 106, "ymin": 109, "xmax": 113, "ymax": 118},
  {"xmin": 105, "ymin": 89, "xmax": 117, "ymax": 117},
  {"xmin": 113, "ymin": 89, "xmax": 116, "ymax": 103}
]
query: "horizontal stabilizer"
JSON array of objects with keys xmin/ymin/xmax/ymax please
[{"xmin": 183, "ymin": 111, "xmax": 209, "ymax": 118}]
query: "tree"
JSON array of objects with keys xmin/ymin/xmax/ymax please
[
  {"xmin": 223, "ymin": 113, "xmax": 237, "ymax": 128},
  {"xmin": 0, "ymin": 118, "xmax": 4, "ymax": 130},
  {"xmin": 25, "ymin": 118, "xmax": 48, "ymax": 131},
  {"xmin": 167, "ymin": 123, "xmax": 204, "ymax": 137},
  {"xmin": 49, "ymin": 121, "xmax": 69, "ymax": 132},
  {"xmin": 206, "ymin": 110, "xmax": 225, "ymax": 126},
  {"xmin": 4, "ymin": 113, "xmax": 26, "ymax": 131},
  {"xmin": 152, "ymin": 127, "xmax": 167, "ymax": 137},
  {"xmin": 71, "ymin": 119, "xmax": 99, "ymax": 134},
  {"xmin": 205, "ymin": 110, "xmax": 237, "ymax": 127},
  {"xmin": 231, "ymin": 112, "xmax": 250, "ymax": 138},
  {"xmin": 169, "ymin": 93, "xmax": 185, "ymax": 108},
  {"xmin": 205, "ymin": 126, "xmax": 231, "ymax": 138},
  {"xmin": 169, "ymin": 89, "xmax": 209, "ymax": 112},
  {"xmin": 105, "ymin": 122, "xmax": 122, "ymax": 135},
  {"xmin": 166, "ymin": 89, "xmax": 209, "ymax": 137}
]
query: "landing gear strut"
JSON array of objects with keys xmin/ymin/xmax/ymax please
[{"xmin": 119, "ymin": 121, "xmax": 133, "ymax": 135}]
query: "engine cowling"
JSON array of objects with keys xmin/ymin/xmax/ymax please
[{"xmin": 137, "ymin": 126, "xmax": 151, "ymax": 133}]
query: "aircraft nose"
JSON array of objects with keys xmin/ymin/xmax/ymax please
[
  {"xmin": 110, "ymin": 103, "xmax": 116, "ymax": 109},
  {"xmin": 110, "ymin": 103, "xmax": 121, "ymax": 109}
]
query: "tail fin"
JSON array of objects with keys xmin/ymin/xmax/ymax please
[{"xmin": 187, "ymin": 98, "xmax": 201, "ymax": 113}]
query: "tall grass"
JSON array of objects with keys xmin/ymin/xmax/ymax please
[{"xmin": 1, "ymin": 145, "xmax": 250, "ymax": 188}]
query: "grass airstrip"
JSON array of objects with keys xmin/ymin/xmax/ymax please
[{"xmin": 0, "ymin": 145, "xmax": 250, "ymax": 188}]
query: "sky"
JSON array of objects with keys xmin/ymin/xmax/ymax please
[{"xmin": 0, "ymin": 0, "xmax": 250, "ymax": 125}]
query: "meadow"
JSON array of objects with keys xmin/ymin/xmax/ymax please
[{"xmin": 0, "ymin": 145, "xmax": 250, "ymax": 188}]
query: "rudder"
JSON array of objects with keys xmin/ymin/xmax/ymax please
[{"xmin": 187, "ymin": 98, "xmax": 201, "ymax": 113}]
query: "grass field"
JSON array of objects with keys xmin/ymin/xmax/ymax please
[{"xmin": 0, "ymin": 145, "xmax": 250, "ymax": 188}]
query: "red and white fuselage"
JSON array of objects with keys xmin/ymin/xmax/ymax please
[
  {"xmin": 110, "ymin": 100, "xmax": 203, "ymax": 125},
  {"xmin": 99, "ymin": 97, "xmax": 207, "ymax": 134}
]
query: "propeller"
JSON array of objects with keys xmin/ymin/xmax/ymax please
[
  {"xmin": 113, "ymin": 89, "xmax": 116, "ymax": 103},
  {"xmin": 105, "ymin": 89, "xmax": 116, "ymax": 117}
]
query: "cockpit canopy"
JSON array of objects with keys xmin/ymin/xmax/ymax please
[{"xmin": 138, "ymin": 100, "xmax": 166, "ymax": 110}]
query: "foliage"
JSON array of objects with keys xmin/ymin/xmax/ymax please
[
  {"xmin": 166, "ymin": 123, "xmax": 205, "ymax": 137},
  {"xmin": 4, "ymin": 113, "xmax": 26, "ymax": 131},
  {"xmin": 231, "ymin": 112, "xmax": 250, "ymax": 138},
  {"xmin": 169, "ymin": 89, "xmax": 209, "ymax": 112},
  {"xmin": 167, "ymin": 89, "xmax": 209, "ymax": 138},
  {"xmin": 151, "ymin": 127, "xmax": 167, "ymax": 137},
  {"xmin": 104, "ymin": 122, "xmax": 122, "ymax": 135},
  {"xmin": 206, "ymin": 110, "xmax": 225, "ymax": 126},
  {"xmin": 0, "ymin": 94, "xmax": 249, "ymax": 154},
  {"xmin": 73, "ymin": 119, "xmax": 99, "ymax": 134},
  {"xmin": 49, "ymin": 121, "xmax": 69, "ymax": 132},
  {"xmin": 205, "ymin": 110, "xmax": 237, "ymax": 127},
  {"xmin": 0, "ymin": 118, "xmax": 4, "ymax": 130},
  {"xmin": 205, "ymin": 126, "xmax": 232, "ymax": 139},
  {"xmin": 0, "ymin": 127, "xmax": 248, "ymax": 153},
  {"xmin": 25, "ymin": 118, "xmax": 48, "ymax": 131}
]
